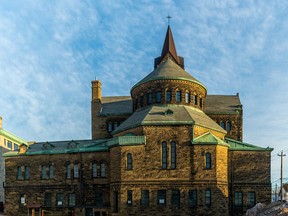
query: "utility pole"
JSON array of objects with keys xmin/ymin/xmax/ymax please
[
  {"xmin": 275, "ymin": 183, "xmax": 278, "ymax": 202},
  {"xmin": 278, "ymin": 151, "xmax": 286, "ymax": 202}
]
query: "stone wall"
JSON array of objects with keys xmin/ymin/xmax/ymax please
[
  {"xmin": 5, "ymin": 151, "xmax": 110, "ymax": 216},
  {"xmin": 207, "ymin": 113, "xmax": 242, "ymax": 141},
  {"xmin": 131, "ymin": 79, "xmax": 207, "ymax": 111}
]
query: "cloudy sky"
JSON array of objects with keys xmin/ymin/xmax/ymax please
[{"xmin": 0, "ymin": 0, "xmax": 287, "ymax": 183}]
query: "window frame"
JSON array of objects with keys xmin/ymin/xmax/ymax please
[
  {"xmin": 176, "ymin": 90, "xmax": 181, "ymax": 102},
  {"xmin": 247, "ymin": 192, "xmax": 256, "ymax": 207},
  {"xmin": 157, "ymin": 190, "xmax": 166, "ymax": 206},
  {"xmin": 165, "ymin": 90, "xmax": 172, "ymax": 102},
  {"xmin": 170, "ymin": 141, "xmax": 176, "ymax": 169},
  {"xmin": 194, "ymin": 95, "xmax": 198, "ymax": 105},
  {"xmin": 234, "ymin": 191, "xmax": 243, "ymax": 207},
  {"xmin": 185, "ymin": 92, "xmax": 190, "ymax": 103},
  {"xmin": 188, "ymin": 190, "xmax": 197, "ymax": 207},
  {"xmin": 161, "ymin": 142, "xmax": 167, "ymax": 169},
  {"xmin": 100, "ymin": 161, "xmax": 105, "ymax": 177},
  {"xmin": 95, "ymin": 192, "xmax": 103, "ymax": 207},
  {"xmin": 156, "ymin": 91, "xmax": 162, "ymax": 103},
  {"xmin": 74, "ymin": 163, "xmax": 79, "ymax": 178},
  {"xmin": 49, "ymin": 164, "xmax": 54, "ymax": 179},
  {"xmin": 17, "ymin": 166, "xmax": 22, "ymax": 180},
  {"xmin": 44, "ymin": 192, "xmax": 52, "ymax": 207},
  {"xmin": 127, "ymin": 190, "xmax": 133, "ymax": 206},
  {"xmin": 127, "ymin": 153, "xmax": 133, "ymax": 170},
  {"xmin": 66, "ymin": 162, "xmax": 71, "ymax": 179},
  {"xmin": 56, "ymin": 193, "xmax": 63, "ymax": 207},
  {"xmin": 140, "ymin": 190, "xmax": 149, "ymax": 207},
  {"xmin": 41, "ymin": 165, "xmax": 46, "ymax": 179},
  {"xmin": 171, "ymin": 189, "xmax": 180, "ymax": 207},
  {"xmin": 24, "ymin": 166, "xmax": 29, "ymax": 180},
  {"xmin": 68, "ymin": 193, "xmax": 76, "ymax": 207},
  {"xmin": 205, "ymin": 189, "xmax": 211, "ymax": 207},
  {"xmin": 92, "ymin": 162, "xmax": 98, "ymax": 178},
  {"xmin": 205, "ymin": 152, "xmax": 211, "ymax": 169}
]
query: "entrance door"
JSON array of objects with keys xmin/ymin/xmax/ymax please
[{"xmin": 85, "ymin": 208, "xmax": 93, "ymax": 216}]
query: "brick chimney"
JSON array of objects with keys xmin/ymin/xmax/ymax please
[{"xmin": 91, "ymin": 80, "xmax": 102, "ymax": 101}]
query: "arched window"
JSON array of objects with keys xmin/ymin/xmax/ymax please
[
  {"xmin": 74, "ymin": 163, "xmax": 79, "ymax": 178},
  {"xmin": 185, "ymin": 92, "xmax": 190, "ymax": 103},
  {"xmin": 24, "ymin": 166, "xmax": 29, "ymax": 180},
  {"xmin": 100, "ymin": 161, "xmax": 105, "ymax": 177},
  {"xmin": 156, "ymin": 91, "xmax": 162, "ymax": 103},
  {"xmin": 194, "ymin": 95, "xmax": 198, "ymax": 105},
  {"xmin": 107, "ymin": 122, "xmax": 113, "ymax": 132},
  {"xmin": 200, "ymin": 98, "xmax": 203, "ymax": 108},
  {"xmin": 220, "ymin": 121, "xmax": 226, "ymax": 129},
  {"xmin": 206, "ymin": 153, "xmax": 211, "ymax": 169},
  {"xmin": 17, "ymin": 166, "xmax": 22, "ymax": 180},
  {"xmin": 92, "ymin": 162, "xmax": 97, "ymax": 178},
  {"xmin": 49, "ymin": 164, "xmax": 54, "ymax": 179},
  {"xmin": 147, "ymin": 93, "xmax": 152, "ymax": 104},
  {"xmin": 226, "ymin": 121, "xmax": 232, "ymax": 131},
  {"xmin": 127, "ymin": 153, "xmax": 133, "ymax": 170},
  {"xmin": 41, "ymin": 165, "xmax": 46, "ymax": 179},
  {"xmin": 205, "ymin": 189, "xmax": 211, "ymax": 206},
  {"xmin": 162, "ymin": 142, "xmax": 167, "ymax": 169},
  {"xmin": 171, "ymin": 142, "xmax": 176, "ymax": 169},
  {"xmin": 66, "ymin": 162, "xmax": 71, "ymax": 179},
  {"xmin": 140, "ymin": 95, "xmax": 144, "ymax": 107},
  {"xmin": 166, "ymin": 90, "xmax": 172, "ymax": 102},
  {"xmin": 176, "ymin": 90, "xmax": 181, "ymax": 102}
]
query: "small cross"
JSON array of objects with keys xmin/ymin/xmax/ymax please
[{"xmin": 166, "ymin": 15, "xmax": 172, "ymax": 25}]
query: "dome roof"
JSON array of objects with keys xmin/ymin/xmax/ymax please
[{"xmin": 131, "ymin": 58, "xmax": 207, "ymax": 92}]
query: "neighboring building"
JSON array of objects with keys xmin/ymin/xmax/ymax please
[
  {"xmin": 0, "ymin": 116, "xmax": 27, "ymax": 212},
  {"xmin": 4, "ymin": 26, "xmax": 273, "ymax": 216}
]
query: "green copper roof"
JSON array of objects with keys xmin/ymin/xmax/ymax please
[
  {"xmin": 226, "ymin": 138, "xmax": 273, "ymax": 151},
  {"xmin": 0, "ymin": 128, "xmax": 27, "ymax": 145},
  {"xmin": 192, "ymin": 132, "xmax": 229, "ymax": 147},
  {"xmin": 131, "ymin": 58, "xmax": 207, "ymax": 93},
  {"xmin": 3, "ymin": 136, "xmax": 146, "ymax": 157},
  {"xmin": 192, "ymin": 133, "xmax": 273, "ymax": 152}
]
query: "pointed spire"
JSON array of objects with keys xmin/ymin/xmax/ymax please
[
  {"xmin": 154, "ymin": 25, "xmax": 184, "ymax": 69},
  {"xmin": 161, "ymin": 25, "xmax": 179, "ymax": 64}
]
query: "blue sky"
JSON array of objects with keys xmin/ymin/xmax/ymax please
[{"xmin": 0, "ymin": 0, "xmax": 287, "ymax": 183}]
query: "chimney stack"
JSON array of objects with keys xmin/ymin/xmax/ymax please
[{"xmin": 91, "ymin": 80, "xmax": 102, "ymax": 101}]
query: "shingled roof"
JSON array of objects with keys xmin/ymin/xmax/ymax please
[
  {"xmin": 205, "ymin": 94, "xmax": 242, "ymax": 114},
  {"xmin": 113, "ymin": 104, "xmax": 226, "ymax": 134},
  {"xmin": 100, "ymin": 96, "xmax": 132, "ymax": 116},
  {"xmin": 131, "ymin": 58, "xmax": 206, "ymax": 92},
  {"xmin": 99, "ymin": 94, "xmax": 241, "ymax": 116}
]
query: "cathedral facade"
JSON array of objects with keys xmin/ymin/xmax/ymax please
[{"xmin": 4, "ymin": 26, "xmax": 272, "ymax": 216}]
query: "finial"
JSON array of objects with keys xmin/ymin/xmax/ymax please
[{"xmin": 166, "ymin": 15, "xmax": 172, "ymax": 25}]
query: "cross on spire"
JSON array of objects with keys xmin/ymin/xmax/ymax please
[{"xmin": 166, "ymin": 15, "xmax": 172, "ymax": 25}]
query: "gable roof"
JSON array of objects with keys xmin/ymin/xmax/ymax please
[
  {"xmin": 192, "ymin": 132, "xmax": 229, "ymax": 147},
  {"xmin": 205, "ymin": 94, "xmax": 242, "ymax": 115},
  {"xmin": 100, "ymin": 96, "xmax": 132, "ymax": 116}
]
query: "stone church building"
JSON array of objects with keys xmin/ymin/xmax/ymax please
[{"xmin": 4, "ymin": 26, "xmax": 272, "ymax": 216}]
